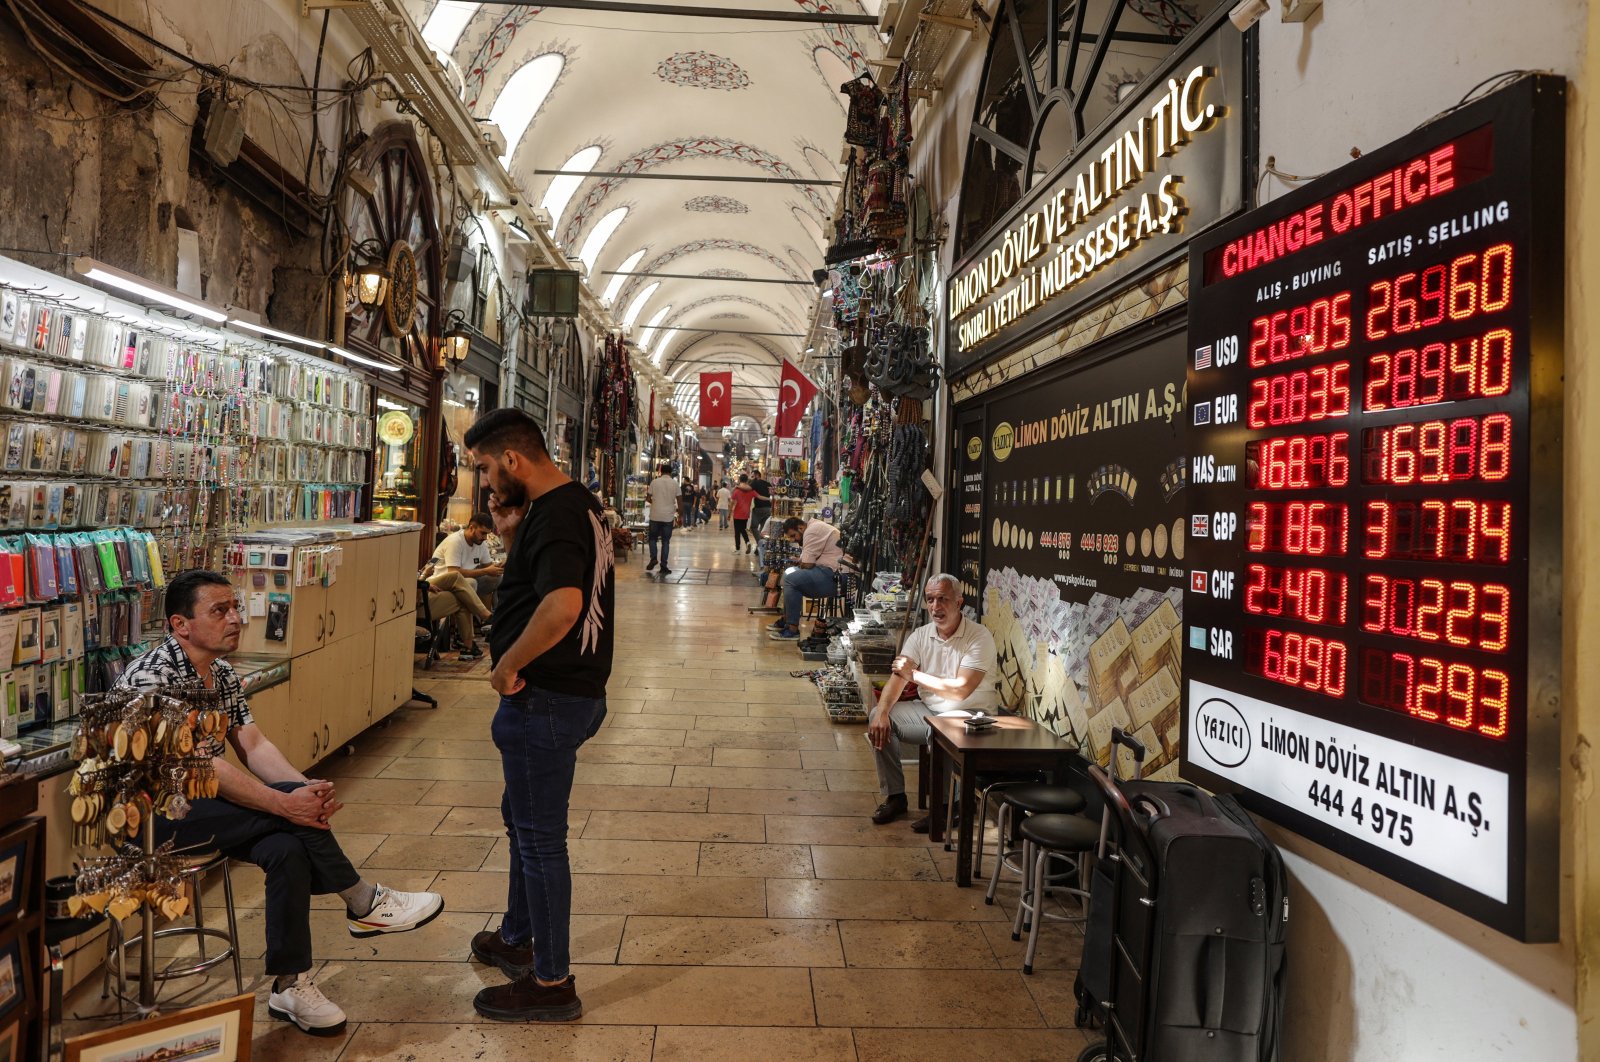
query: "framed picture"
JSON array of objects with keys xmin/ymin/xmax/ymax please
[
  {"xmin": 0, "ymin": 1018, "xmax": 17, "ymax": 1062},
  {"xmin": 0, "ymin": 815, "xmax": 36, "ymax": 927},
  {"xmin": 65, "ymin": 993, "xmax": 253, "ymax": 1062},
  {"xmin": 0, "ymin": 938, "xmax": 21, "ymax": 1026}
]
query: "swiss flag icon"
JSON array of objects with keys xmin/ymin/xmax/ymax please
[{"xmin": 1190, "ymin": 570, "xmax": 1208, "ymax": 594}]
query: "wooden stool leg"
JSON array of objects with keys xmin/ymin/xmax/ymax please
[{"xmin": 916, "ymin": 744, "xmax": 930, "ymax": 810}]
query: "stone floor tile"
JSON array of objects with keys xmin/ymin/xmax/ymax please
[
  {"xmin": 581, "ymin": 810, "xmax": 765, "ymax": 842},
  {"xmin": 852, "ymin": 1028, "xmax": 1095, "ymax": 1061},
  {"xmin": 710, "ymin": 746, "xmax": 804, "ymax": 769},
  {"xmin": 706, "ymin": 789, "xmax": 878, "ymax": 817},
  {"xmin": 330, "ymin": 777, "xmax": 435, "ymax": 805},
  {"xmin": 696, "ymin": 842, "xmax": 814, "ymax": 878},
  {"xmin": 671, "ymin": 766, "xmax": 829, "ymax": 790},
  {"xmin": 651, "ymin": 1026, "xmax": 854, "ymax": 1062},
  {"xmin": 571, "ymin": 964, "xmax": 817, "ymax": 1026},
  {"xmin": 809, "ymin": 845, "xmax": 941, "ymax": 881},
  {"xmin": 812, "ymin": 969, "xmax": 1045, "ymax": 1027},
  {"xmin": 569, "ymin": 784, "xmax": 709, "ymax": 812},
  {"xmin": 571, "ymin": 874, "xmax": 767, "ymax": 917},
  {"xmin": 765, "ymin": 815, "xmax": 935, "ymax": 848},
  {"xmin": 839, "ymin": 920, "xmax": 1004, "ymax": 968},
  {"xmin": 571, "ymin": 762, "xmax": 678, "ymax": 787},
  {"xmin": 337, "ymin": 1023, "xmax": 657, "ymax": 1060},
  {"xmin": 767, "ymin": 879, "xmax": 1009, "ymax": 922},
  {"xmin": 324, "ymin": 802, "xmax": 450, "ymax": 835},
  {"xmin": 617, "ymin": 915, "xmax": 843, "ymax": 967},
  {"xmin": 362, "ymin": 834, "xmax": 496, "ymax": 871}
]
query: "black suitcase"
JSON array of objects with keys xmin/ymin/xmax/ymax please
[{"xmin": 1076, "ymin": 729, "xmax": 1288, "ymax": 1062}]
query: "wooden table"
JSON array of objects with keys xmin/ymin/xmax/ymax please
[{"xmin": 927, "ymin": 715, "xmax": 1075, "ymax": 887}]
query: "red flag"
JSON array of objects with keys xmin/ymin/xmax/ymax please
[
  {"xmin": 776, "ymin": 359, "xmax": 819, "ymax": 438},
  {"xmin": 698, "ymin": 371, "xmax": 733, "ymax": 429}
]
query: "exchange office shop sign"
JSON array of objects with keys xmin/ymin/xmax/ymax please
[
  {"xmin": 946, "ymin": 27, "xmax": 1246, "ymax": 378},
  {"xmin": 1182, "ymin": 78, "xmax": 1564, "ymax": 941}
]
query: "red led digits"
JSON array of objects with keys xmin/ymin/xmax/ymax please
[
  {"xmin": 1366, "ymin": 243, "xmax": 1514, "ymax": 339},
  {"xmin": 1361, "ymin": 574, "xmax": 1510, "ymax": 650},
  {"xmin": 1248, "ymin": 432, "xmax": 1351, "ymax": 489},
  {"xmin": 1365, "ymin": 327, "xmax": 1514, "ymax": 410},
  {"xmin": 1361, "ymin": 413, "xmax": 1512, "ymax": 484},
  {"xmin": 1359, "ymin": 649, "xmax": 1510, "ymax": 739},
  {"xmin": 1248, "ymin": 361, "xmax": 1352, "ymax": 428},
  {"xmin": 1364, "ymin": 498, "xmax": 1512, "ymax": 563},
  {"xmin": 1247, "ymin": 501, "xmax": 1350, "ymax": 555},
  {"xmin": 1248, "ymin": 292, "xmax": 1353, "ymax": 368},
  {"xmin": 1245, "ymin": 564, "xmax": 1349, "ymax": 625},
  {"xmin": 1246, "ymin": 628, "xmax": 1348, "ymax": 698}
]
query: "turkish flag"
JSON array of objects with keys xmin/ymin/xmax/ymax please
[
  {"xmin": 775, "ymin": 359, "xmax": 819, "ymax": 438},
  {"xmin": 698, "ymin": 371, "xmax": 732, "ymax": 428}
]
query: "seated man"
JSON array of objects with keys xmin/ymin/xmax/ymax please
[
  {"xmin": 422, "ymin": 576, "xmax": 485, "ymax": 661},
  {"xmin": 767, "ymin": 516, "xmax": 842, "ymax": 641},
  {"xmin": 432, "ymin": 512, "xmax": 503, "ymax": 609},
  {"xmin": 118, "ymin": 570, "xmax": 444, "ymax": 1037},
  {"xmin": 866, "ymin": 573, "xmax": 1000, "ymax": 830}
]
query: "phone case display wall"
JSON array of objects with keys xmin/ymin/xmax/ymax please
[
  {"xmin": 0, "ymin": 527, "xmax": 168, "ymax": 741},
  {"xmin": 0, "ymin": 278, "xmax": 374, "ymax": 574}
]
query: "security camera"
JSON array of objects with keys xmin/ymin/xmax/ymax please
[{"xmin": 1229, "ymin": 0, "xmax": 1269, "ymax": 29}]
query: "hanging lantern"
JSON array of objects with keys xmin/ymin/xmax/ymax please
[
  {"xmin": 441, "ymin": 310, "xmax": 472, "ymax": 366},
  {"xmin": 352, "ymin": 262, "xmax": 390, "ymax": 307}
]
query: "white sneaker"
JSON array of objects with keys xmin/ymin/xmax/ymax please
[
  {"xmin": 268, "ymin": 974, "xmax": 347, "ymax": 1036},
  {"xmin": 348, "ymin": 884, "xmax": 445, "ymax": 938}
]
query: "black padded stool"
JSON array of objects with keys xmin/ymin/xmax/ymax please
[
  {"xmin": 984, "ymin": 783, "xmax": 1088, "ymax": 905},
  {"xmin": 1011, "ymin": 812, "xmax": 1099, "ymax": 974}
]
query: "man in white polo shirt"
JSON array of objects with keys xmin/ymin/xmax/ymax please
[{"xmin": 866, "ymin": 573, "xmax": 999, "ymax": 831}]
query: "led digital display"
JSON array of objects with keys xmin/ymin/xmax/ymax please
[{"xmin": 1183, "ymin": 78, "xmax": 1565, "ymax": 941}]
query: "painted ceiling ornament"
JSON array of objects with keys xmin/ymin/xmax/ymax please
[
  {"xmin": 618, "ymin": 239, "xmax": 803, "ymax": 308},
  {"xmin": 684, "ymin": 195, "xmax": 751, "ymax": 214},
  {"xmin": 1128, "ymin": 0, "xmax": 1200, "ymax": 36},
  {"xmin": 461, "ymin": 9, "xmax": 547, "ymax": 109},
  {"xmin": 701, "ymin": 268, "xmax": 750, "ymax": 279},
  {"xmin": 655, "ymin": 51, "xmax": 752, "ymax": 91},
  {"xmin": 560, "ymin": 136, "xmax": 825, "ymax": 245},
  {"xmin": 709, "ymin": 312, "xmax": 750, "ymax": 320}
]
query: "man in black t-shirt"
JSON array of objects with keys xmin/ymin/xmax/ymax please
[
  {"xmin": 749, "ymin": 472, "xmax": 773, "ymax": 535},
  {"xmin": 461, "ymin": 408, "xmax": 613, "ymax": 1024}
]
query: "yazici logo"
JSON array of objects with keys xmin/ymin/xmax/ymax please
[{"xmin": 1194, "ymin": 697, "xmax": 1250, "ymax": 768}]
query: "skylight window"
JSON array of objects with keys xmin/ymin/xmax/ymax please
[
  {"xmin": 652, "ymin": 328, "xmax": 681, "ymax": 366},
  {"xmin": 580, "ymin": 209, "xmax": 629, "ymax": 276},
  {"xmin": 640, "ymin": 306, "xmax": 672, "ymax": 349},
  {"xmin": 422, "ymin": 2, "xmax": 478, "ymax": 60},
  {"xmin": 488, "ymin": 53, "xmax": 565, "ymax": 166},
  {"xmin": 603, "ymin": 249, "xmax": 646, "ymax": 305},
  {"xmin": 541, "ymin": 146, "xmax": 603, "ymax": 233},
  {"xmin": 622, "ymin": 283, "xmax": 661, "ymax": 330}
]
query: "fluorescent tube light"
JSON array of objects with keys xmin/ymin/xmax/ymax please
[
  {"xmin": 72, "ymin": 257, "xmax": 228, "ymax": 322},
  {"xmin": 230, "ymin": 319, "xmax": 327, "ymax": 349},
  {"xmin": 328, "ymin": 345, "xmax": 402, "ymax": 373}
]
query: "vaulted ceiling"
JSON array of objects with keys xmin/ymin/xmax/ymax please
[{"xmin": 410, "ymin": 0, "xmax": 876, "ymax": 424}]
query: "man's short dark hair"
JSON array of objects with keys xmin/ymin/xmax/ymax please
[
  {"xmin": 782, "ymin": 517, "xmax": 806, "ymax": 534},
  {"xmin": 658, "ymin": 463, "xmax": 671, "ymax": 475},
  {"xmin": 166, "ymin": 569, "xmax": 233, "ymax": 620},
  {"xmin": 464, "ymin": 408, "xmax": 547, "ymax": 459},
  {"xmin": 468, "ymin": 512, "xmax": 493, "ymax": 530},
  {"xmin": 738, "ymin": 474, "xmax": 749, "ymax": 483}
]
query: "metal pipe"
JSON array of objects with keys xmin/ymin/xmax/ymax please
[
  {"xmin": 603, "ymin": 270, "xmax": 815, "ymax": 287},
  {"xmin": 533, "ymin": 169, "xmax": 840, "ymax": 186},
  {"xmin": 476, "ymin": 0, "xmax": 881, "ymax": 24},
  {"xmin": 637, "ymin": 325, "xmax": 807, "ymax": 337}
]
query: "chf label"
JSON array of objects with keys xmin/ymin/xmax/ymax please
[
  {"xmin": 1212, "ymin": 512, "xmax": 1237, "ymax": 540},
  {"xmin": 1210, "ymin": 571, "xmax": 1234, "ymax": 599}
]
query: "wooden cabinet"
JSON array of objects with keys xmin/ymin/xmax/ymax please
[
  {"xmin": 241, "ymin": 681, "xmax": 295, "ymax": 768},
  {"xmin": 325, "ymin": 538, "xmax": 371, "ymax": 647}
]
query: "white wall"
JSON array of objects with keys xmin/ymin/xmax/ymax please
[{"xmin": 1256, "ymin": 3, "xmax": 1587, "ymax": 1059}]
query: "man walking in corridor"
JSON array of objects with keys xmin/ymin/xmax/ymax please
[
  {"xmin": 645, "ymin": 463, "xmax": 677, "ymax": 575},
  {"xmin": 464, "ymin": 408, "xmax": 614, "ymax": 1023}
]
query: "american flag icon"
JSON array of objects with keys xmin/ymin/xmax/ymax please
[{"xmin": 1194, "ymin": 344, "xmax": 1212, "ymax": 370}]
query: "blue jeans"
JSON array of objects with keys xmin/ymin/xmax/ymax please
[
  {"xmin": 783, "ymin": 565, "xmax": 837, "ymax": 628},
  {"xmin": 647, "ymin": 520, "xmax": 672, "ymax": 567},
  {"xmin": 493, "ymin": 688, "xmax": 607, "ymax": 982}
]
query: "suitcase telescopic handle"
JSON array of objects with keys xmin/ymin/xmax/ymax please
[{"xmin": 1110, "ymin": 727, "xmax": 1147, "ymax": 781}]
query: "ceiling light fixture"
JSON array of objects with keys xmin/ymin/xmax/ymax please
[
  {"xmin": 328, "ymin": 344, "xmax": 402, "ymax": 373},
  {"xmin": 229, "ymin": 319, "xmax": 326, "ymax": 349},
  {"xmin": 72, "ymin": 257, "xmax": 229, "ymax": 322}
]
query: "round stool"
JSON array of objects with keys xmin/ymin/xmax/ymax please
[
  {"xmin": 1011, "ymin": 812, "xmax": 1099, "ymax": 975},
  {"xmin": 984, "ymin": 784, "xmax": 1089, "ymax": 905},
  {"xmin": 104, "ymin": 851, "xmax": 244, "ymax": 1012}
]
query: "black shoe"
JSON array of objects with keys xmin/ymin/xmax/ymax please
[
  {"xmin": 871, "ymin": 794, "xmax": 909, "ymax": 825},
  {"xmin": 458, "ymin": 646, "xmax": 483, "ymax": 661},
  {"xmin": 660, "ymin": 567, "xmax": 672, "ymax": 576},
  {"xmin": 474, "ymin": 974, "xmax": 582, "ymax": 1023},
  {"xmin": 911, "ymin": 815, "xmax": 930, "ymax": 834},
  {"xmin": 646, "ymin": 561, "xmax": 658, "ymax": 571},
  {"xmin": 471, "ymin": 930, "xmax": 534, "ymax": 979}
]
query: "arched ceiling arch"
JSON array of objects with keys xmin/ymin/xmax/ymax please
[{"xmin": 410, "ymin": 0, "xmax": 866, "ymax": 425}]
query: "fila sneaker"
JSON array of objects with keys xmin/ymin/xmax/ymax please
[{"xmin": 348, "ymin": 885, "xmax": 444, "ymax": 938}]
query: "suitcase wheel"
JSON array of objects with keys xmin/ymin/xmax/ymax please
[{"xmin": 1075, "ymin": 1043, "xmax": 1110, "ymax": 1062}]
